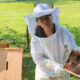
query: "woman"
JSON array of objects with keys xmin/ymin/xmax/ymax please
[
  {"xmin": 35, "ymin": 14, "xmax": 55, "ymax": 38},
  {"xmin": 24, "ymin": 3, "xmax": 80, "ymax": 80}
]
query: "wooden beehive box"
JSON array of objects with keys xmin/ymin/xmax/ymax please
[
  {"xmin": 0, "ymin": 48, "xmax": 23, "ymax": 80},
  {"xmin": 0, "ymin": 42, "xmax": 10, "ymax": 48},
  {"xmin": 64, "ymin": 50, "xmax": 80, "ymax": 78}
]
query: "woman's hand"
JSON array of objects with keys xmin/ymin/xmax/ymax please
[{"xmin": 54, "ymin": 63, "xmax": 66, "ymax": 77}]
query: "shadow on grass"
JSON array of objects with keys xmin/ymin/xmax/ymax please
[
  {"xmin": 22, "ymin": 56, "xmax": 35, "ymax": 80},
  {"xmin": 71, "ymin": 74, "xmax": 80, "ymax": 80}
]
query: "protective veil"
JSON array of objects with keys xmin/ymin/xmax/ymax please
[{"xmin": 24, "ymin": 3, "xmax": 80, "ymax": 80}]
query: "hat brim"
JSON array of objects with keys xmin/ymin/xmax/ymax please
[
  {"xmin": 24, "ymin": 7, "xmax": 60, "ymax": 37},
  {"xmin": 24, "ymin": 7, "xmax": 59, "ymax": 18}
]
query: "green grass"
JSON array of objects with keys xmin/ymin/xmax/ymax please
[
  {"xmin": 54, "ymin": 1, "xmax": 80, "ymax": 46},
  {"xmin": 23, "ymin": 53, "xmax": 35, "ymax": 80},
  {"xmin": 0, "ymin": 1, "xmax": 80, "ymax": 80}
]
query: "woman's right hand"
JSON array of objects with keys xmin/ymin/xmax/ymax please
[{"xmin": 54, "ymin": 63, "xmax": 66, "ymax": 77}]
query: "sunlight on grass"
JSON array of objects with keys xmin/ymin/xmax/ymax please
[
  {"xmin": 0, "ymin": 2, "xmax": 33, "ymax": 34},
  {"xmin": 55, "ymin": 1, "xmax": 80, "ymax": 27},
  {"xmin": 54, "ymin": 1, "xmax": 80, "ymax": 46}
]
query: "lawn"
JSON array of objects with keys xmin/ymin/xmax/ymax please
[{"xmin": 0, "ymin": 1, "xmax": 80, "ymax": 80}]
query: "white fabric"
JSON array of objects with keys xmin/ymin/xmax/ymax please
[
  {"xmin": 24, "ymin": 3, "xmax": 80, "ymax": 80},
  {"xmin": 33, "ymin": 3, "xmax": 50, "ymax": 13},
  {"xmin": 24, "ymin": 6, "xmax": 59, "ymax": 36},
  {"xmin": 30, "ymin": 25, "xmax": 80, "ymax": 80},
  {"xmin": 35, "ymin": 68, "xmax": 70, "ymax": 80}
]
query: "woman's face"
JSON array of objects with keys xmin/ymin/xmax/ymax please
[{"xmin": 36, "ymin": 14, "xmax": 53, "ymax": 28}]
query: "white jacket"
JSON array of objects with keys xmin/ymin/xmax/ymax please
[
  {"xmin": 30, "ymin": 24, "xmax": 80, "ymax": 77},
  {"xmin": 24, "ymin": 5, "xmax": 80, "ymax": 78}
]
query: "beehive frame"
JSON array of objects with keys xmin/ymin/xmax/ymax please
[{"xmin": 64, "ymin": 50, "xmax": 80, "ymax": 78}]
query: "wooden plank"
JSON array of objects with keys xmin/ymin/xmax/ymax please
[
  {"xmin": 0, "ymin": 48, "xmax": 23, "ymax": 80},
  {"xmin": 0, "ymin": 49, "xmax": 7, "ymax": 80},
  {"xmin": 64, "ymin": 68, "xmax": 80, "ymax": 78},
  {"xmin": 0, "ymin": 42, "xmax": 10, "ymax": 48}
]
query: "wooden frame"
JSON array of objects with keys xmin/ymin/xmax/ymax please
[
  {"xmin": 0, "ymin": 42, "xmax": 10, "ymax": 48},
  {"xmin": 0, "ymin": 48, "xmax": 23, "ymax": 80},
  {"xmin": 63, "ymin": 50, "xmax": 80, "ymax": 78}
]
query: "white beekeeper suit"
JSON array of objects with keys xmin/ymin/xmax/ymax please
[{"xmin": 24, "ymin": 3, "xmax": 80, "ymax": 80}]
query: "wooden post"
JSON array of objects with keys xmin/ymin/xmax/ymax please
[
  {"xmin": 26, "ymin": 26, "xmax": 30, "ymax": 48},
  {"xmin": 0, "ymin": 48, "xmax": 23, "ymax": 80}
]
